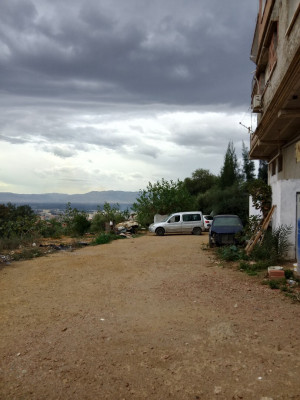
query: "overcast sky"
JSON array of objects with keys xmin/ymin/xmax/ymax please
[{"xmin": 0, "ymin": 0, "xmax": 258, "ymax": 194}]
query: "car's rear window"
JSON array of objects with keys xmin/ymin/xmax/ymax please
[
  {"xmin": 204, "ymin": 215, "xmax": 213, "ymax": 220},
  {"xmin": 213, "ymin": 217, "xmax": 242, "ymax": 227}
]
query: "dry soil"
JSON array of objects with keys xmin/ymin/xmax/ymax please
[{"xmin": 1, "ymin": 233, "xmax": 300, "ymax": 400}]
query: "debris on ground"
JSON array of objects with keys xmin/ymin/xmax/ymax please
[{"xmin": 115, "ymin": 220, "xmax": 139, "ymax": 234}]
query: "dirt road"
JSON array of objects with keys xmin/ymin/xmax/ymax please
[{"xmin": 1, "ymin": 233, "xmax": 300, "ymax": 400}]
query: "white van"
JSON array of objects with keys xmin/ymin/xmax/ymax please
[{"xmin": 148, "ymin": 211, "xmax": 204, "ymax": 236}]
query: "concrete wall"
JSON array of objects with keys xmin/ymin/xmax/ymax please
[
  {"xmin": 281, "ymin": 141, "xmax": 300, "ymax": 180},
  {"xmin": 269, "ymin": 178, "xmax": 300, "ymax": 259}
]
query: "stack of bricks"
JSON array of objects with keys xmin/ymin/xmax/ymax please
[{"xmin": 268, "ymin": 266, "xmax": 285, "ymax": 280}]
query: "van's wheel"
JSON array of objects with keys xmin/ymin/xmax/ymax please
[
  {"xmin": 192, "ymin": 227, "xmax": 202, "ymax": 235},
  {"xmin": 209, "ymin": 235, "xmax": 214, "ymax": 248},
  {"xmin": 156, "ymin": 227, "xmax": 165, "ymax": 236}
]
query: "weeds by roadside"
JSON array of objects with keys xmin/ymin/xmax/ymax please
[
  {"xmin": 213, "ymin": 224, "xmax": 300, "ymax": 303},
  {"xmin": 91, "ymin": 232, "xmax": 127, "ymax": 245},
  {"xmin": 10, "ymin": 248, "xmax": 44, "ymax": 261}
]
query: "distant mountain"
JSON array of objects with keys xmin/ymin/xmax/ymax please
[{"xmin": 0, "ymin": 191, "xmax": 139, "ymax": 205}]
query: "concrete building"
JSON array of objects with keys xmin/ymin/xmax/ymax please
[{"xmin": 250, "ymin": 0, "xmax": 300, "ymax": 259}]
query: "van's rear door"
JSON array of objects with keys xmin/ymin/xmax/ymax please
[{"xmin": 182, "ymin": 213, "xmax": 201, "ymax": 233}]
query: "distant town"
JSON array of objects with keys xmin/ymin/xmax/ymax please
[
  {"xmin": 32, "ymin": 203, "xmax": 134, "ymax": 222},
  {"xmin": 0, "ymin": 190, "xmax": 138, "ymax": 221}
]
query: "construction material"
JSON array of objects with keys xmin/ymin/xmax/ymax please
[
  {"xmin": 268, "ymin": 266, "xmax": 285, "ymax": 280},
  {"xmin": 245, "ymin": 205, "xmax": 276, "ymax": 255}
]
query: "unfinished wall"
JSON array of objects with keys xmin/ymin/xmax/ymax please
[{"xmin": 261, "ymin": 1, "xmax": 300, "ymax": 111}]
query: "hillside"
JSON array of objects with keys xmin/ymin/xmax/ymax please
[{"xmin": 0, "ymin": 190, "xmax": 139, "ymax": 205}]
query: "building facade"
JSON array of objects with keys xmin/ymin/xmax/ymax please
[{"xmin": 250, "ymin": 0, "xmax": 300, "ymax": 259}]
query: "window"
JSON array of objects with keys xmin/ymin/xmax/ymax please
[
  {"xmin": 213, "ymin": 216, "xmax": 242, "ymax": 227},
  {"xmin": 182, "ymin": 213, "xmax": 200, "ymax": 222},
  {"xmin": 267, "ymin": 26, "xmax": 278, "ymax": 78},
  {"xmin": 169, "ymin": 215, "xmax": 180, "ymax": 223}
]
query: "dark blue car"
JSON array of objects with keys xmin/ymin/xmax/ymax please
[{"xmin": 209, "ymin": 215, "xmax": 243, "ymax": 247}]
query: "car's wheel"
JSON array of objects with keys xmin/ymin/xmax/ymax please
[
  {"xmin": 209, "ymin": 235, "xmax": 214, "ymax": 248},
  {"xmin": 192, "ymin": 227, "xmax": 202, "ymax": 235},
  {"xmin": 156, "ymin": 227, "xmax": 165, "ymax": 236}
]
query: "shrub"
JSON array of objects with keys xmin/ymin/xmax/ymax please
[
  {"xmin": 217, "ymin": 245, "xmax": 241, "ymax": 262},
  {"xmin": 251, "ymin": 225, "xmax": 292, "ymax": 264},
  {"xmin": 36, "ymin": 219, "xmax": 64, "ymax": 238},
  {"xmin": 0, "ymin": 235, "xmax": 23, "ymax": 251},
  {"xmin": 268, "ymin": 279, "xmax": 286, "ymax": 290},
  {"xmin": 92, "ymin": 233, "xmax": 126, "ymax": 245},
  {"xmin": 90, "ymin": 213, "xmax": 105, "ymax": 233},
  {"xmin": 11, "ymin": 248, "xmax": 44, "ymax": 261},
  {"xmin": 90, "ymin": 203, "xmax": 130, "ymax": 233},
  {"xmin": 0, "ymin": 203, "xmax": 37, "ymax": 239},
  {"xmin": 72, "ymin": 214, "xmax": 91, "ymax": 236},
  {"xmin": 243, "ymin": 215, "xmax": 262, "ymax": 240},
  {"xmin": 284, "ymin": 269, "xmax": 294, "ymax": 280},
  {"xmin": 239, "ymin": 260, "xmax": 269, "ymax": 275},
  {"xmin": 62, "ymin": 203, "xmax": 91, "ymax": 236}
]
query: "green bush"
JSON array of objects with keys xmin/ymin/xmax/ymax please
[
  {"xmin": 72, "ymin": 214, "xmax": 91, "ymax": 236},
  {"xmin": 268, "ymin": 279, "xmax": 286, "ymax": 290},
  {"xmin": 92, "ymin": 233, "xmax": 126, "ymax": 245},
  {"xmin": 239, "ymin": 259, "xmax": 270, "ymax": 275},
  {"xmin": 251, "ymin": 225, "xmax": 292, "ymax": 264},
  {"xmin": 90, "ymin": 203, "xmax": 130, "ymax": 233},
  {"xmin": 0, "ymin": 203, "xmax": 37, "ymax": 239},
  {"xmin": 62, "ymin": 203, "xmax": 91, "ymax": 236},
  {"xmin": 36, "ymin": 219, "xmax": 64, "ymax": 238},
  {"xmin": 239, "ymin": 260, "xmax": 258, "ymax": 275},
  {"xmin": 284, "ymin": 269, "xmax": 294, "ymax": 279},
  {"xmin": 11, "ymin": 248, "xmax": 44, "ymax": 261},
  {"xmin": 90, "ymin": 213, "xmax": 105, "ymax": 233},
  {"xmin": 132, "ymin": 179, "xmax": 197, "ymax": 227},
  {"xmin": 217, "ymin": 245, "xmax": 241, "ymax": 261},
  {"xmin": 243, "ymin": 215, "xmax": 262, "ymax": 240},
  {"xmin": 0, "ymin": 235, "xmax": 23, "ymax": 251}
]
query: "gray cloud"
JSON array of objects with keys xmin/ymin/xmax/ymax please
[
  {"xmin": 0, "ymin": 0, "xmax": 257, "ymax": 107},
  {"xmin": 0, "ymin": 0, "xmax": 257, "ymax": 193},
  {"xmin": 42, "ymin": 145, "xmax": 76, "ymax": 158}
]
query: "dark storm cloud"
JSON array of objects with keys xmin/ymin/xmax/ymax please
[{"xmin": 0, "ymin": 0, "xmax": 257, "ymax": 107}]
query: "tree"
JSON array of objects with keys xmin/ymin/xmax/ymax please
[
  {"xmin": 258, "ymin": 160, "xmax": 268, "ymax": 183},
  {"xmin": 184, "ymin": 169, "xmax": 217, "ymax": 196},
  {"xmin": 63, "ymin": 202, "xmax": 91, "ymax": 236},
  {"xmin": 196, "ymin": 142, "xmax": 250, "ymax": 221},
  {"xmin": 90, "ymin": 202, "xmax": 128, "ymax": 233},
  {"xmin": 249, "ymin": 179, "xmax": 272, "ymax": 218},
  {"xmin": 242, "ymin": 141, "xmax": 255, "ymax": 183},
  {"xmin": 0, "ymin": 203, "xmax": 37, "ymax": 239},
  {"xmin": 197, "ymin": 183, "xmax": 249, "ymax": 223},
  {"xmin": 219, "ymin": 141, "xmax": 241, "ymax": 189},
  {"xmin": 132, "ymin": 179, "xmax": 196, "ymax": 227},
  {"xmin": 102, "ymin": 202, "xmax": 122, "ymax": 223}
]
